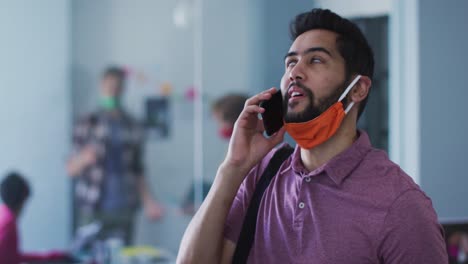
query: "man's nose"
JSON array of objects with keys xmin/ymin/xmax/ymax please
[{"xmin": 289, "ymin": 63, "xmax": 305, "ymax": 81}]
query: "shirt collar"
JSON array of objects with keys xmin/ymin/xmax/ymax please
[{"xmin": 286, "ymin": 130, "xmax": 373, "ymax": 185}]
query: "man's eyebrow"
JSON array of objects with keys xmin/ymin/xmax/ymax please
[
  {"xmin": 284, "ymin": 47, "xmax": 332, "ymax": 60},
  {"xmin": 284, "ymin": 51, "xmax": 298, "ymax": 61},
  {"xmin": 304, "ymin": 47, "xmax": 332, "ymax": 56}
]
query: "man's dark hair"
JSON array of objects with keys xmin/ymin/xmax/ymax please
[
  {"xmin": 102, "ymin": 66, "xmax": 126, "ymax": 89},
  {"xmin": 0, "ymin": 171, "xmax": 31, "ymax": 212},
  {"xmin": 290, "ymin": 8, "xmax": 374, "ymax": 119},
  {"xmin": 212, "ymin": 94, "xmax": 249, "ymax": 124}
]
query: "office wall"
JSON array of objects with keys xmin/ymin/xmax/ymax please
[
  {"xmin": 0, "ymin": 0, "xmax": 71, "ymax": 250},
  {"xmin": 261, "ymin": 0, "xmax": 315, "ymax": 90},
  {"xmin": 419, "ymin": 0, "xmax": 468, "ymax": 219},
  {"xmin": 314, "ymin": 0, "xmax": 391, "ymax": 18}
]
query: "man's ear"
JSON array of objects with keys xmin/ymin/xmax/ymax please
[{"xmin": 350, "ymin": 75, "xmax": 371, "ymax": 103}]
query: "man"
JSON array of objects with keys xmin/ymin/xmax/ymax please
[
  {"xmin": 67, "ymin": 66, "xmax": 163, "ymax": 245},
  {"xmin": 177, "ymin": 9, "xmax": 447, "ymax": 263},
  {"xmin": 0, "ymin": 172, "xmax": 70, "ymax": 264}
]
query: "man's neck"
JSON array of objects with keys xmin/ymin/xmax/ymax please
[{"xmin": 300, "ymin": 117, "xmax": 357, "ymax": 172}]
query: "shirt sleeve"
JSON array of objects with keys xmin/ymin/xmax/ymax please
[{"xmin": 377, "ymin": 189, "xmax": 448, "ymax": 264}]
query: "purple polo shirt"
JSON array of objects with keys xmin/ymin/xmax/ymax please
[{"xmin": 224, "ymin": 131, "xmax": 447, "ymax": 263}]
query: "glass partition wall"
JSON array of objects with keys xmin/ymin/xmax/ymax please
[{"xmin": 71, "ymin": 0, "xmax": 258, "ymax": 255}]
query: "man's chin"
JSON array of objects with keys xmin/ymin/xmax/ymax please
[
  {"xmin": 285, "ymin": 112, "xmax": 310, "ymax": 123},
  {"xmin": 284, "ymin": 106, "xmax": 321, "ymax": 123},
  {"xmin": 287, "ymin": 101, "xmax": 309, "ymax": 113}
]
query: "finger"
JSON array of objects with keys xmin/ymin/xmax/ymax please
[
  {"xmin": 236, "ymin": 105, "xmax": 265, "ymax": 127},
  {"xmin": 239, "ymin": 105, "xmax": 265, "ymax": 117},
  {"xmin": 244, "ymin": 87, "xmax": 278, "ymax": 107}
]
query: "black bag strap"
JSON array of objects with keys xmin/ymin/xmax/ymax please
[{"xmin": 232, "ymin": 145, "xmax": 294, "ymax": 264}]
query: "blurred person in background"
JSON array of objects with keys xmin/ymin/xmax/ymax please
[
  {"xmin": 447, "ymin": 231, "xmax": 468, "ymax": 263},
  {"xmin": 67, "ymin": 66, "xmax": 163, "ymax": 245},
  {"xmin": 211, "ymin": 94, "xmax": 249, "ymax": 141},
  {"xmin": 180, "ymin": 93, "xmax": 248, "ymax": 215},
  {"xmin": 0, "ymin": 171, "xmax": 71, "ymax": 264}
]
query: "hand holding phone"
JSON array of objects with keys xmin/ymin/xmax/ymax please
[{"xmin": 260, "ymin": 91, "xmax": 284, "ymax": 136}]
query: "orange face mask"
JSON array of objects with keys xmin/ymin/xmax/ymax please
[{"xmin": 284, "ymin": 75, "xmax": 361, "ymax": 149}]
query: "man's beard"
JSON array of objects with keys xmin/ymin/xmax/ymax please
[{"xmin": 283, "ymin": 80, "xmax": 348, "ymax": 123}]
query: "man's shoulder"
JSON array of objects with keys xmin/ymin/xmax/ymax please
[
  {"xmin": 361, "ymin": 148, "xmax": 413, "ymax": 182},
  {"xmin": 357, "ymin": 148, "xmax": 424, "ymax": 202}
]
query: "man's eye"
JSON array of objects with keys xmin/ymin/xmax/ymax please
[
  {"xmin": 310, "ymin": 57, "xmax": 322, "ymax": 63},
  {"xmin": 286, "ymin": 60, "xmax": 297, "ymax": 67}
]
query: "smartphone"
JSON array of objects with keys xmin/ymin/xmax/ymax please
[{"xmin": 260, "ymin": 91, "xmax": 284, "ymax": 136}]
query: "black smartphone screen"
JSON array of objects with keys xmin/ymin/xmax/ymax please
[{"xmin": 260, "ymin": 91, "xmax": 284, "ymax": 136}]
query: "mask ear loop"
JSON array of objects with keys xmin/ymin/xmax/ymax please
[
  {"xmin": 338, "ymin": 75, "xmax": 361, "ymax": 114},
  {"xmin": 344, "ymin": 102, "xmax": 355, "ymax": 114}
]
